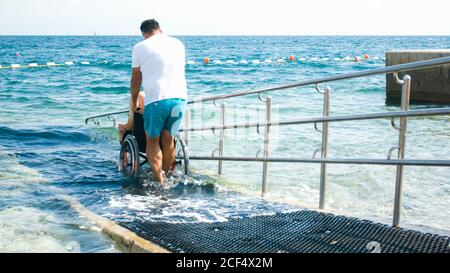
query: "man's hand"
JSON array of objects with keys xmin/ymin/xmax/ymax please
[{"xmin": 130, "ymin": 67, "xmax": 142, "ymax": 110}]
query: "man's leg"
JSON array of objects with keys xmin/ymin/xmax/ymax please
[
  {"xmin": 160, "ymin": 129, "xmax": 175, "ymax": 173},
  {"xmin": 146, "ymin": 134, "xmax": 164, "ymax": 182},
  {"xmin": 161, "ymin": 99, "xmax": 187, "ymax": 173}
]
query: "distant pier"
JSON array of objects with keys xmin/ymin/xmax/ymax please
[{"xmin": 386, "ymin": 50, "xmax": 450, "ymax": 104}]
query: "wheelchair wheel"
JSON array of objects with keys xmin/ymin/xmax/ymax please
[
  {"xmin": 119, "ymin": 135, "xmax": 140, "ymax": 177},
  {"xmin": 174, "ymin": 137, "xmax": 190, "ymax": 175}
]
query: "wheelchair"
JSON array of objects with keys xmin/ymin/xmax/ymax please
[{"xmin": 118, "ymin": 112, "xmax": 189, "ymax": 178}]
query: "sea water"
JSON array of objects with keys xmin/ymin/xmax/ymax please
[{"xmin": 0, "ymin": 36, "xmax": 449, "ymax": 252}]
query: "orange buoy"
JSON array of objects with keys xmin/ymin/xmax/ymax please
[
  {"xmin": 203, "ymin": 57, "xmax": 210, "ymax": 64},
  {"xmin": 289, "ymin": 55, "xmax": 295, "ymax": 61},
  {"xmin": 364, "ymin": 54, "xmax": 369, "ymax": 59},
  {"xmin": 354, "ymin": 56, "xmax": 361, "ymax": 62}
]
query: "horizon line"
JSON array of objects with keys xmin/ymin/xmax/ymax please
[{"xmin": 1, "ymin": 34, "xmax": 450, "ymax": 37}]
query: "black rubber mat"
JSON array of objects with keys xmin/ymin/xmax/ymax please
[{"xmin": 119, "ymin": 210, "xmax": 450, "ymax": 253}]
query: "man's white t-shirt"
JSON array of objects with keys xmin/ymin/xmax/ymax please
[{"xmin": 132, "ymin": 33, "xmax": 187, "ymax": 106}]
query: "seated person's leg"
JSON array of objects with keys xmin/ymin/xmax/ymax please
[{"xmin": 118, "ymin": 92, "xmax": 145, "ymax": 141}]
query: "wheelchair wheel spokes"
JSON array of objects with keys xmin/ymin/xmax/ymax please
[{"xmin": 119, "ymin": 135, "xmax": 140, "ymax": 177}]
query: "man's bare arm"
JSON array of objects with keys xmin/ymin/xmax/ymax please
[{"xmin": 130, "ymin": 67, "xmax": 142, "ymax": 111}]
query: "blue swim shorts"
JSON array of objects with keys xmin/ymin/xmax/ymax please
[{"xmin": 143, "ymin": 98, "xmax": 187, "ymax": 138}]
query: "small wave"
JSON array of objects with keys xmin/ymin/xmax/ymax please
[
  {"xmin": 0, "ymin": 125, "xmax": 92, "ymax": 146},
  {"xmin": 102, "ymin": 62, "xmax": 131, "ymax": 71},
  {"xmin": 89, "ymin": 85, "xmax": 128, "ymax": 94}
]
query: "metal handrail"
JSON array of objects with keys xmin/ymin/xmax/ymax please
[
  {"xmin": 84, "ymin": 56, "xmax": 450, "ymax": 124},
  {"xmin": 180, "ymin": 108, "xmax": 450, "ymax": 132},
  {"xmin": 85, "ymin": 110, "xmax": 129, "ymax": 124},
  {"xmin": 190, "ymin": 56, "xmax": 450, "ymax": 103},
  {"xmin": 182, "ymin": 156, "xmax": 450, "ymax": 167},
  {"xmin": 85, "ymin": 55, "xmax": 450, "ymax": 228}
]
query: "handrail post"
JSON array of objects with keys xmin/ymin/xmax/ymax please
[
  {"xmin": 393, "ymin": 74, "xmax": 411, "ymax": 227},
  {"xmin": 261, "ymin": 96, "xmax": 272, "ymax": 196},
  {"xmin": 319, "ymin": 87, "xmax": 330, "ymax": 209},
  {"xmin": 112, "ymin": 117, "xmax": 117, "ymax": 128},
  {"xmin": 218, "ymin": 103, "xmax": 226, "ymax": 174},
  {"xmin": 184, "ymin": 108, "xmax": 190, "ymax": 147}
]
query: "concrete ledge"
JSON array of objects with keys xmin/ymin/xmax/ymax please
[
  {"xmin": 60, "ymin": 195, "xmax": 170, "ymax": 253},
  {"xmin": 386, "ymin": 50, "xmax": 450, "ymax": 104}
]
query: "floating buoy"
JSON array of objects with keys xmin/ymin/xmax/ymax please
[
  {"xmin": 364, "ymin": 54, "xmax": 369, "ymax": 59},
  {"xmin": 226, "ymin": 60, "xmax": 235, "ymax": 64},
  {"xmin": 213, "ymin": 60, "xmax": 222, "ymax": 64},
  {"xmin": 11, "ymin": 64, "xmax": 21, "ymax": 68},
  {"xmin": 28, "ymin": 63, "xmax": 39, "ymax": 67},
  {"xmin": 354, "ymin": 56, "xmax": 361, "ymax": 62},
  {"xmin": 239, "ymin": 60, "xmax": 248, "ymax": 64},
  {"xmin": 299, "ymin": 58, "xmax": 306, "ymax": 61},
  {"xmin": 203, "ymin": 57, "xmax": 209, "ymax": 64},
  {"xmin": 252, "ymin": 60, "xmax": 260, "ymax": 64},
  {"xmin": 81, "ymin": 61, "xmax": 90, "ymax": 65},
  {"xmin": 289, "ymin": 55, "xmax": 295, "ymax": 61},
  {"xmin": 65, "ymin": 61, "xmax": 74, "ymax": 65},
  {"xmin": 276, "ymin": 58, "xmax": 284, "ymax": 63},
  {"xmin": 186, "ymin": 60, "xmax": 195, "ymax": 65},
  {"xmin": 47, "ymin": 62, "xmax": 56, "ymax": 66}
]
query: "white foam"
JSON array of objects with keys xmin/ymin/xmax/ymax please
[
  {"xmin": 46, "ymin": 62, "xmax": 56, "ymax": 66},
  {"xmin": 343, "ymin": 56, "xmax": 352, "ymax": 61},
  {"xmin": 251, "ymin": 60, "xmax": 260, "ymax": 64},
  {"xmin": 0, "ymin": 206, "xmax": 76, "ymax": 252},
  {"xmin": 322, "ymin": 58, "xmax": 330, "ymax": 61},
  {"xmin": 299, "ymin": 58, "xmax": 306, "ymax": 61},
  {"xmin": 28, "ymin": 63, "xmax": 38, "ymax": 67},
  {"xmin": 334, "ymin": 58, "xmax": 341, "ymax": 61},
  {"xmin": 11, "ymin": 64, "xmax": 21, "ymax": 68},
  {"xmin": 213, "ymin": 60, "xmax": 222, "ymax": 64},
  {"xmin": 276, "ymin": 59, "xmax": 285, "ymax": 63},
  {"xmin": 264, "ymin": 59, "xmax": 273, "ymax": 63},
  {"xmin": 373, "ymin": 56, "xmax": 380, "ymax": 60},
  {"xmin": 186, "ymin": 60, "xmax": 195, "ymax": 65},
  {"xmin": 81, "ymin": 61, "xmax": 90, "ymax": 65},
  {"xmin": 239, "ymin": 60, "xmax": 248, "ymax": 64},
  {"xmin": 310, "ymin": 57, "xmax": 319, "ymax": 61},
  {"xmin": 226, "ymin": 60, "xmax": 235, "ymax": 64},
  {"xmin": 65, "ymin": 61, "xmax": 74, "ymax": 65}
]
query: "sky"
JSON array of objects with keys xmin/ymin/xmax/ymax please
[{"xmin": 0, "ymin": 0, "xmax": 449, "ymax": 35}]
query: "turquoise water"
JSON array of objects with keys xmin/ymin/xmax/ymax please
[{"xmin": 1, "ymin": 36, "xmax": 449, "ymax": 252}]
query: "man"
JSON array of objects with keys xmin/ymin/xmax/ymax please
[{"xmin": 128, "ymin": 19, "xmax": 187, "ymax": 182}]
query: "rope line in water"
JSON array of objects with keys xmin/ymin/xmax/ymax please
[
  {"xmin": 0, "ymin": 56, "xmax": 384, "ymax": 70},
  {"xmin": 0, "ymin": 61, "xmax": 86, "ymax": 70}
]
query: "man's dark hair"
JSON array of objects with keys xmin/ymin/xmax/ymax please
[{"xmin": 140, "ymin": 19, "xmax": 160, "ymax": 34}]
